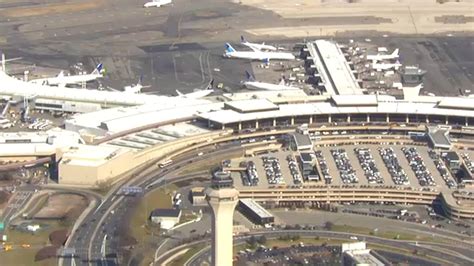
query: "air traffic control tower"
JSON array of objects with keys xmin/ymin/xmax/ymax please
[{"xmin": 205, "ymin": 171, "xmax": 239, "ymax": 266}]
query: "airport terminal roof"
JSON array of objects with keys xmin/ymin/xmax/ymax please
[
  {"xmin": 198, "ymin": 97, "xmax": 474, "ymax": 125},
  {"xmin": 437, "ymin": 97, "xmax": 474, "ymax": 110},
  {"xmin": 224, "ymin": 99, "xmax": 278, "ymax": 113},
  {"xmin": 222, "ymin": 90, "xmax": 309, "ymax": 101},
  {"xmin": 65, "ymin": 102, "xmax": 222, "ymax": 135},
  {"xmin": 310, "ymin": 40, "xmax": 362, "ymax": 95},
  {"xmin": 332, "ymin": 95, "xmax": 379, "ymax": 106},
  {"xmin": 60, "ymin": 144, "xmax": 129, "ymax": 167}
]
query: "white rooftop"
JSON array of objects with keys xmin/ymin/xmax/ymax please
[
  {"xmin": 60, "ymin": 144, "xmax": 129, "ymax": 167},
  {"xmin": 225, "ymin": 99, "xmax": 278, "ymax": 113},
  {"xmin": 438, "ymin": 97, "xmax": 474, "ymax": 110},
  {"xmin": 240, "ymin": 198, "xmax": 274, "ymax": 219},
  {"xmin": 313, "ymin": 40, "xmax": 362, "ymax": 95}
]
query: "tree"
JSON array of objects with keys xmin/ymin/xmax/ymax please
[
  {"xmin": 258, "ymin": 235, "xmax": 267, "ymax": 245},
  {"xmin": 324, "ymin": 221, "xmax": 334, "ymax": 231},
  {"xmin": 247, "ymin": 235, "xmax": 257, "ymax": 248}
]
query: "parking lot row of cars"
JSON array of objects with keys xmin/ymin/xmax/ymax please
[
  {"xmin": 286, "ymin": 155, "xmax": 302, "ymax": 184},
  {"xmin": 354, "ymin": 148, "xmax": 384, "ymax": 184},
  {"xmin": 262, "ymin": 156, "xmax": 284, "ymax": 185},
  {"xmin": 402, "ymin": 147, "xmax": 436, "ymax": 187},
  {"xmin": 460, "ymin": 153, "xmax": 474, "ymax": 175},
  {"xmin": 315, "ymin": 151, "xmax": 333, "ymax": 184},
  {"xmin": 240, "ymin": 161, "xmax": 259, "ymax": 186},
  {"xmin": 330, "ymin": 149, "xmax": 358, "ymax": 184},
  {"xmin": 378, "ymin": 147, "xmax": 410, "ymax": 186},
  {"xmin": 432, "ymin": 155, "xmax": 457, "ymax": 189}
]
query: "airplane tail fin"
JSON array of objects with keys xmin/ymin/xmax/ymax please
[
  {"xmin": 263, "ymin": 58, "xmax": 270, "ymax": 65},
  {"xmin": 392, "ymin": 48, "xmax": 399, "ymax": 57},
  {"xmin": 176, "ymin": 90, "xmax": 184, "ymax": 96},
  {"xmin": 279, "ymin": 76, "xmax": 285, "ymax": 86},
  {"xmin": 57, "ymin": 70, "xmax": 64, "ymax": 78},
  {"xmin": 91, "ymin": 63, "xmax": 103, "ymax": 75},
  {"xmin": 225, "ymin": 43, "xmax": 236, "ymax": 53},
  {"xmin": 207, "ymin": 79, "xmax": 214, "ymax": 90},
  {"xmin": 245, "ymin": 70, "xmax": 255, "ymax": 81},
  {"xmin": 240, "ymin": 35, "xmax": 246, "ymax": 43}
]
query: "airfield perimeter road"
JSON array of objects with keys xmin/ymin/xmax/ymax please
[{"xmin": 0, "ymin": 0, "xmax": 472, "ymax": 95}]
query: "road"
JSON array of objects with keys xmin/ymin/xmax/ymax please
[
  {"xmin": 185, "ymin": 229, "xmax": 474, "ymax": 266},
  {"xmin": 60, "ymin": 141, "xmax": 245, "ymax": 266},
  {"xmin": 0, "ymin": 185, "xmax": 36, "ymax": 226}
]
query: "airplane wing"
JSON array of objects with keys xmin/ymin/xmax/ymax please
[
  {"xmin": 248, "ymin": 45, "xmax": 262, "ymax": 52},
  {"xmin": 58, "ymin": 82, "xmax": 67, "ymax": 88}
]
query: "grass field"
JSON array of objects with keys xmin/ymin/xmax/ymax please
[
  {"xmin": 0, "ymin": 220, "xmax": 69, "ymax": 266},
  {"xmin": 0, "ymin": 248, "xmax": 56, "ymax": 266},
  {"xmin": 331, "ymin": 224, "xmax": 434, "ymax": 242},
  {"xmin": 169, "ymin": 244, "xmax": 206, "ymax": 266},
  {"xmin": 127, "ymin": 184, "xmax": 177, "ymax": 266},
  {"xmin": 178, "ymin": 160, "xmax": 218, "ymax": 175}
]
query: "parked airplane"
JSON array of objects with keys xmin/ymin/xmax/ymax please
[
  {"xmin": 144, "ymin": 0, "xmax": 172, "ymax": 8},
  {"xmin": 240, "ymin": 36, "xmax": 277, "ymax": 51},
  {"xmin": 242, "ymin": 71, "xmax": 299, "ymax": 91},
  {"xmin": 124, "ymin": 76, "xmax": 151, "ymax": 94},
  {"xmin": 223, "ymin": 43, "xmax": 295, "ymax": 61},
  {"xmin": 29, "ymin": 63, "xmax": 104, "ymax": 87},
  {"xmin": 176, "ymin": 79, "xmax": 214, "ymax": 99},
  {"xmin": 366, "ymin": 49, "xmax": 399, "ymax": 62},
  {"xmin": 372, "ymin": 61, "xmax": 402, "ymax": 71}
]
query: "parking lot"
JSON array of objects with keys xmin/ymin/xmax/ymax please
[
  {"xmin": 314, "ymin": 144, "xmax": 465, "ymax": 190},
  {"xmin": 230, "ymin": 151, "xmax": 303, "ymax": 189},
  {"xmin": 231, "ymin": 144, "xmax": 474, "ymax": 193}
]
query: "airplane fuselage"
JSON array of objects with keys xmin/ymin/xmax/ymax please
[
  {"xmin": 144, "ymin": 0, "xmax": 171, "ymax": 8},
  {"xmin": 242, "ymin": 42, "xmax": 277, "ymax": 51},
  {"xmin": 30, "ymin": 74, "xmax": 102, "ymax": 86},
  {"xmin": 223, "ymin": 51, "xmax": 295, "ymax": 61},
  {"xmin": 243, "ymin": 81, "xmax": 300, "ymax": 91}
]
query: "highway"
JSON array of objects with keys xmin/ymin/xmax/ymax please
[
  {"xmin": 57, "ymin": 127, "xmax": 474, "ymax": 265},
  {"xmin": 60, "ymin": 140, "xmax": 246, "ymax": 266}
]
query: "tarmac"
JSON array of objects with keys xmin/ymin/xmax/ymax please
[{"xmin": 0, "ymin": 0, "xmax": 472, "ymax": 95}]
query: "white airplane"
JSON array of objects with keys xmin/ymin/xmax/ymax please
[
  {"xmin": 372, "ymin": 61, "xmax": 402, "ymax": 71},
  {"xmin": 144, "ymin": 0, "xmax": 172, "ymax": 8},
  {"xmin": 176, "ymin": 79, "xmax": 214, "ymax": 99},
  {"xmin": 223, "ymin": 43, "xmax": 295, "ymax": 61},
  {"xmin": 366, "ymin": 49, "xmax": 399, "ymax": 62},
  {"xmin": 29, "ymin": 63, "xmax": 104, "ymax": 87},
  {"xmin": 124, "ymin": 76, "xmax": 151, "ymax": 94},
  {"xmin": 242, "ymin": 71, "xmax": 300, "ymax": 91},
  {"xmin": 240, "ymin": 36, "xmax": 277, "ymax": 51}
]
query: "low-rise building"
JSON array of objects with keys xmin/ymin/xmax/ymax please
[
  {"xmin": 427, "ymin": 126, "xmax": 452, "ymax": 150},
  {"xmin": 190, "ymin": 187, "xmax": 207, "ymax": 206},
  {"xmin": 289, "ymin": 132, "xmax": 313, "ymax": 151},
  {"xmin": 443, "ymin": 151, "xmax": 461, "ymax": 170},
  {"xmin": 149, "ymin": 208, "xmax": 182, "ymax": 230},
  {"xmin": 342, "ymin": 242, "xmax": 388, "ymax": 266},
  {"xmin": 238, "ymin": 199, "xmax": 274, "ymax": 226}
]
